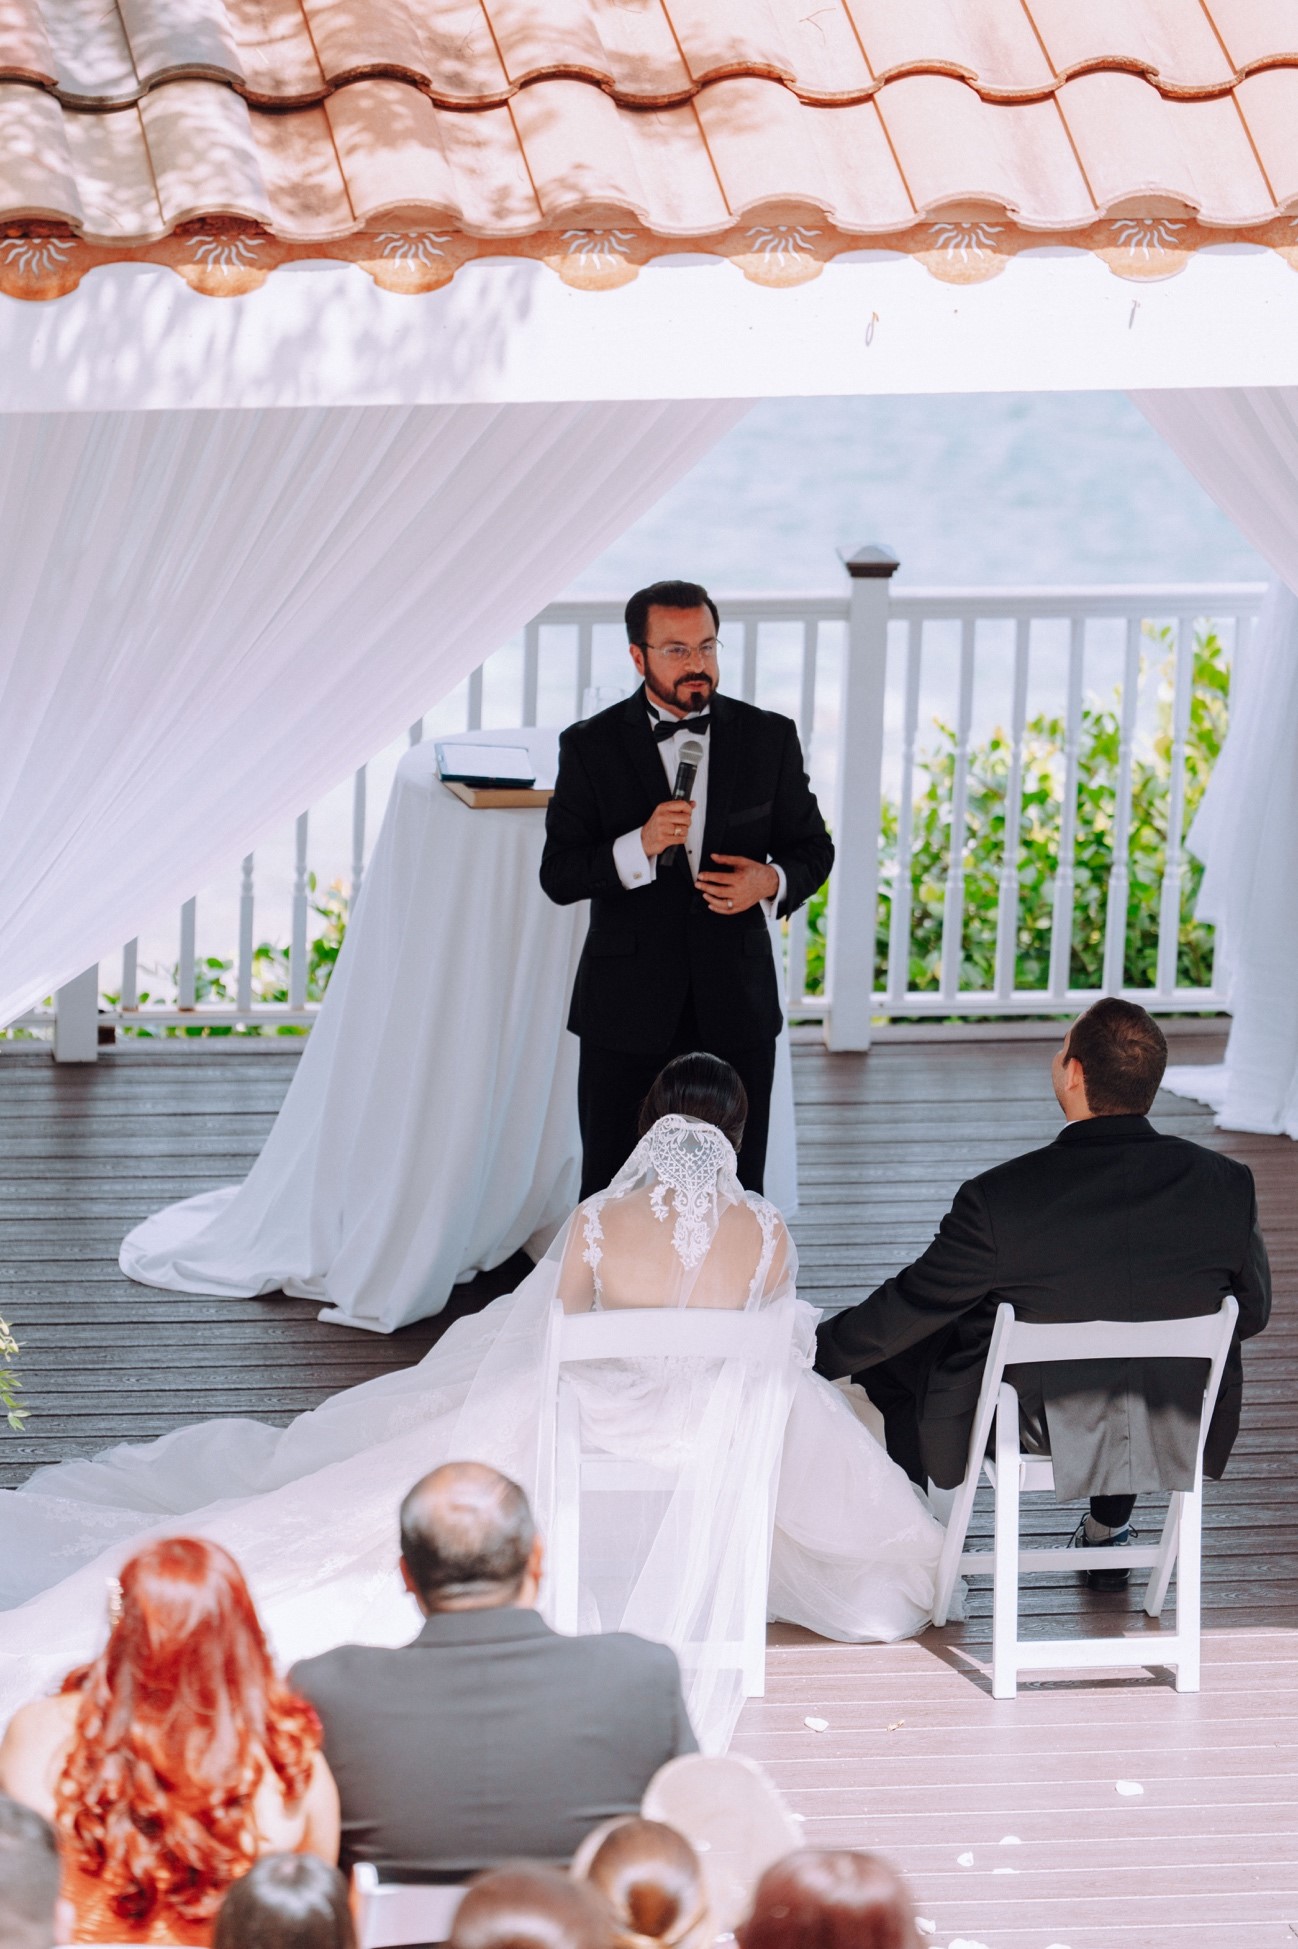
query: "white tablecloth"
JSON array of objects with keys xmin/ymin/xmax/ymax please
[{"xmin": 121, "ymin": 731, "xmax": 798, "ymax": 1332}]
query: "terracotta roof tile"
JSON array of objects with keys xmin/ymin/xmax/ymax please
[
  {"xmin": 877, "ymin": 76, "xmax": 1092, "ymax": 224},
  {"xmin": 0, "ymin": 0, "xmax": 1296, "ymax": 300},
  {"xmin": 1058, "ymin": 69, "xmax": 1274, "ymax": 221},
  {"xmin": 845, "ymin": 0, "xmax": 1057, "ymax": 94},
  {"xmin": 1025, "ymin": 0, "xmax": 1237, "ymax": 95}
]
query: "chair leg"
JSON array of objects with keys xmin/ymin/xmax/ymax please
[
  {"xmin": 991, "ymin": 1386, "xmax": 1021, "ymax": 1699},
  {"xmin": 1173, "ymin": 1487, "xmax": 1202, "ymax": 1693},
  {"xmin": 932, "ymin": 1472, "xmax": 978, "ymax": 1627},
  {"xmin": 551, "ymin": 1386, "xmax": 582, "ymax": 1635},
  {"xmin": 1144, "ymin": 1492, "xmax": 1181, "ymax": 1620}
]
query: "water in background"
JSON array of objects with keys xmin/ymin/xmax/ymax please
[
  {"xmin": 131, "ymin": 393, "xmax": 1266, "ymax": 1002},
  {"xmin": 570, "ymin": 392, "xmax": 1265, "ymax": 594}
]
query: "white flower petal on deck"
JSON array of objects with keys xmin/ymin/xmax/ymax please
[
  {"xmin": 956, "ymin": 1852, "xmax": 975, "ymax": 1867},
  {"xmin": 1115, "ymin": 1780, "xmax": 1145, "ymax": 1796},
  {"xmin": 949, "ymin": 1938, "xmax": 992, "ymax": 1949},
  {"xmin": 992, "ymin": 1867, "xmax": 1019, "ymax": 1875},
  {"xmin": 915, "ymin": 1921, "xmax": 936, "ymax": 1937},
  {"xmin": 803, "ymin": 1716, "xmax": 829, "ymax": 1732},
  {"xmin": 999, "ymin": 1834, "xmax": 1022, "ymax": 1845}
]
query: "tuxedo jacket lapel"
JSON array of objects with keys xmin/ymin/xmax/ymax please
[
  {"xmin": 701, "ymin": 692, "xmax": 740, "ymax": 866},
  {"xmin": 618, "ymin": 687, "xmax": 670, "ymax": 818}
]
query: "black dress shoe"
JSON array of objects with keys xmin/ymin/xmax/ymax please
[{"xmin": 1068, "ymin": 1517, "xmax": 1137, "ymax": 1590}]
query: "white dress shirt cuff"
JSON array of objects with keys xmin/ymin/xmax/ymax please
[
  {"xmin": 761, "ymin": 862, "xmax": 787, "ymax": 918},
  {"xmin": 613, "ymin": 827, "xmax": 656, "ymax": 890}
]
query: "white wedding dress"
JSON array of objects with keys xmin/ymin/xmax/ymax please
[{"xmin": 0, "ymin": 1118, "xmax": 945, "ymax": 1752}]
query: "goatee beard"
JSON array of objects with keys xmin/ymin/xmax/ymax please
[{"xmin": 645, "ymin": 670, "xmax": 714, "ymax": 715}]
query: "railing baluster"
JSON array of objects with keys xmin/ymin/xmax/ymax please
[
  {"xmin": 939, "ymin": 617, "xmax": 976, "ymax": 1002},
  {"xmin": 467, "ymin": 666, "xmax": 484, "ymax": 731},
  {"xmin": 740, "ymin": 619, "xmax": 757, "ymax": 702},
  {"xmin": 576, "ymin": 622, "xmax": 593, "ymax": 719},
  {"xmin": 522, "ymin": 619, "xmax": 540, "ymax": 727},
  {"xmin": 236, "ymin": 855, "xmax": 255, "ymax": 1014},
  {"xmin": 120, "ymin": 939, "xmax": 138, "ymax": 1012},
  {"xmin": 1048, "ymin": 617, "xmax": 1086, "ymax": 1002},
  {"xmin": 1102, "ymin": 615, "xmax": 1142, "ymax": 994},
  {"xmin": 798, "ymin": 619, "xmax": 818, "ymax": 742},
  {"xmin": 351, "ymin": 767, "xmax": 367, "ymax": 905},
  {"xmin": 888, "ymin": 618, "xmax": 922, "ymax": 1009},
  {"xmin": 993, "ymin": 617, "xmax": 1031, "ymax": 1001},
  {"xmin": 1157, "ymin": 615, "xmax": 1195, "ymax": 997},
  {"xmin": 178, "ymin": 898, "xmax": 197, "ymax": 1010},
  {"xmin": 290, "ymin": 812, "xmax": 310, "ymax": 1013}
]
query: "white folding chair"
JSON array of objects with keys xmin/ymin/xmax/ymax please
[
  {"xmin": 931, "ymin": 1296, "xmax": 1238, "ymax": 1698},
  {"xmin": 549, "ymin": 1305, "xmax": 793, "ymax": 1699},
  {"xmin": 350, "ymin": 1864, "xmax": 467, "ymax": 1949}
]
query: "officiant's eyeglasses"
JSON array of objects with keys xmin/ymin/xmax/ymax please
[{"xmin": 644, "ymin": 638, "xmax": 722, "ymax": 664}]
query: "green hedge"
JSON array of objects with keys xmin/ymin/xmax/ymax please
[{"xmin": 802, "ymin": 621, "xmax": 1228, "ymax": 1000}]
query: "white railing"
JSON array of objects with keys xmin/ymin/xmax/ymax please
[{"xmin": 23, "ymin": 560, "xmax": 1264, "ymax": 1056}]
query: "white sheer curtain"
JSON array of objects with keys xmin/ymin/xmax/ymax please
[
  {"xmin": 0, "ymin": 399, "xmax": 748, "ymax": 1026},
  {"xmin": 1131, "ymin": 388, "xmax": 1298, "ymax": 1135}
]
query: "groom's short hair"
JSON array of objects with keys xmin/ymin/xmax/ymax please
[
  {"xmin": 400, "ymin": 1462, "xmax": 535, "ymax": 1608},
  {"xmin": 1067, "ymin": 998, "xmax": 1168, "ymax": 1115},
  {"xmin": 625, "ymin": 581, "xmax": 719, "ymax": 646}
]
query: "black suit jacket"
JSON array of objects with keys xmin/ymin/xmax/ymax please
[
  {"xmin": 289, "ymin": 1608, "xmax": 696, "ymax": 1876},
  {"xmin": 539, "ymin": 688, "xmax": 833, "ymax": 1055},
  {"xmin": 815, "ymin": 1116, "xmax": 1271, "ymax": 1498}
]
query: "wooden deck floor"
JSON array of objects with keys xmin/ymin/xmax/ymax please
[{"xmin": 1, "ymin": 1030, "xmax": 1294, "ymax": 1948}]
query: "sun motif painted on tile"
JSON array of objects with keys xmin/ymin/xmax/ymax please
[
  {"xmin": 745, "ymin": 224, "xmax": 823, "ymax": 262},
  {"xmin": 0, "ymin": 235, "xmax": 74, "ymax": 278},
  {"xmin": 927, "ymin": 221, "xmax": 1004, "ymax": 263},
  {"xmin": 559, "ymin": 228, "xmax": 637, "ymax": 265},
  {"xmin": 1110, "ymin": 218, "xmax": 1186, "ymax": 257},
  {"xmin": 375, "ymin": 231, "xmax": 455, "ymax": 265},
  {"xmin": 190, "ymin": 232, "xmax": 265, "ymax": 270}
]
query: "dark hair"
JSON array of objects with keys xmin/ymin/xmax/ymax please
[
  {"xmin": 400, "ymin": 1462, "xmax": 536, "ymax": 1609},
  {"xmin": 213, "ymin": 1855, "xmax": 355, "ymax": 1949},
  {"xmin": 0, "ymin": 1795, "xmax": 60, "ymax": 1949},
  {"xmin": 738, "ymin": 1851, "xmax": 918, "ymax": 1949},
  {"xmin": 451, "ymin": 1864, "xmax": 614, "ymax": 1949},
  {"xmin": 579, "ymin": 1819, "xmax": 706, "ymax": 1948},
  {"xmin": 625, "ymin": 582, "xmax": 719, "ymax": 647},
  {"xmin": 638, "ymin": 1054, "xmax": 747, "ymax": 1154},
  {"xmin": 1065, "ymin": 996, "xmax": 1168, "ymax": 1115}
]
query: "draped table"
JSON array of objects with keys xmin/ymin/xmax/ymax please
[{"xmin": 121, "ymin": 730, "xmax": 798, "ymax": 1332}]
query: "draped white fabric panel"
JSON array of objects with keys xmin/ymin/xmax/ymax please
[
  {"xmin": 1131, "ymin": 388, "xmax": 1298, "ymax": 1135},
  {"xmin": 0, "ymin": 399, "xmax": 748, "ymax": 1026}
]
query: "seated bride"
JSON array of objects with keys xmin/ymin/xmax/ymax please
[{"xmin": 0, "ymin": 1056, "xmax": 945, "ymax": 1752}]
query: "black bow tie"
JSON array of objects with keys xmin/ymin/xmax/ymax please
[{"xmin": 651, "ymin": 713, "xmax": 711, "ymax": 743}]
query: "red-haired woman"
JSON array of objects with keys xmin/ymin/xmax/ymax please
[{"xmin": 0, "ymin": 1536, "xmax": 339, "ymax": 1945}]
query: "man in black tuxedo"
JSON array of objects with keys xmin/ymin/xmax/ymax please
[
  {"xmin": 290, "ymin": 1462, "xmax": 696, "ymax": 1875},
  {"xmin": 540, "ymin": 579, "xmax": 834, "ymax": 1197},
  {"xmin": 815, "ymin": 998, "xmax": 1271, "ymax": 1584}
]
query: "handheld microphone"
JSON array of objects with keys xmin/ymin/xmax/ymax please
[{"xmin": 660, "ymin": 738, "xmax": 704, "ymax": 871}]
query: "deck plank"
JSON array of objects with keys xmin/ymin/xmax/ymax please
[{"xmin": 1, "ymin": 1030, "xmax": 1294, "ymax": 1946}]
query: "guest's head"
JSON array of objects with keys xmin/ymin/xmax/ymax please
[
  {"xmin": 0, "ymin": 1795, "xmax": 63, "ymax": 1949},
  {"xmin": 738, "ymin": 1851, "xmax": 919, "ymax": 1949},
  {"xmin": 56, "ymin": 1536, "xmax": 322, "ymax": 1933},
  {"xmin": 574, "ymin": 1818, "xmax": 710, "ymax": 1949},
  {"xmin": 1053, "ymin": 997, "xmax": 1168, "ymax": 1120},
  {"xmin": 625, "ymin": 581, "xmax": 720, "ymax": 717},
  {"xmin": 400, "ymin": 1463, "xmax": 542, "ymax": 1616},
  {"xmin": 450, "ymin": 1864, "xmax": 614, "ymax": 1949},
  {"xmin": 639, "ymin": 1055, "xmax": 748, "ymax": 1157},
  {"xmin": 214, "ymin": 1854, "xmax": 355, "ymax": 1949}
]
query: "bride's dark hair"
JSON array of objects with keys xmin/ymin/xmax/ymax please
[{"xmin": 638, "ymin": 1054, "xmax": 747, "ymax": 1153}]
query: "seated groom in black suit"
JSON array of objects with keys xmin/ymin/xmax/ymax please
[
  {"xmin": 540, "ymin": 578, "xmax": 834, "ymax": 1198},
  {"xmin": 815, "ymin": 998, "xmax": 1271, "ymax": 1587},
  {"xmin": 289, "ymin": 1462, "xmax": 696, "ymax": 1875}
]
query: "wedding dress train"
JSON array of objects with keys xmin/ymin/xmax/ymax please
[{"xmin": 0, "ymin": 1118, "xmax": 945, "ymax": 1751}]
